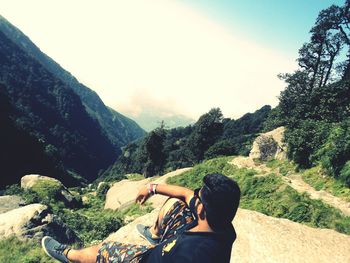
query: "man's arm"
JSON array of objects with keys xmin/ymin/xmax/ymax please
[{"xmin": 135, "ymin": 184, "xmax": 194, "ymax": 206}]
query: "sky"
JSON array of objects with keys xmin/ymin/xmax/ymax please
[{"xmin": 0, "ymin": 0, "xmax": 345, "ymax": 120}]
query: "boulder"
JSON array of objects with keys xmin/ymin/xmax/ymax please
[
  {"xmin": 105, "ymin": 208, "xmax": 350, "ymax": 263},
  {"xmin": 21, "ymin": 174, "xmax": 81, "ymax": 208},
  {"xmin": 0, "ymin": 203, "xmax": 79, "ymax": 243},
  {"xmin": 249, "ymin": 127, "xmax": 287, "ymax": 161},
  {"xmin": 104, "ymin": 168, "xmax": 192, "ymax": 210},
  {"xmin": 0, "ymin": 195, "xmax": 25, "ymax": 214}
]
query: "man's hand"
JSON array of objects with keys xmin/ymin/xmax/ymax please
[
  {"xmin": 135, "ymin": 186, "xmax": 151, "ymax": 205},
  {"xmin": 135, "ymin": 183, "xmax": 194, "ymax": 206}
]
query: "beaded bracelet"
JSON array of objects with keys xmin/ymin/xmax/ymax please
[{"xmin": 147, "ymin": 183, "xmax": 158, "ymax": 195}]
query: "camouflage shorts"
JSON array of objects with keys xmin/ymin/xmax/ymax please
[{"xmin": 96, "ymin": 199, "xmax": 194, "ymax": 263}]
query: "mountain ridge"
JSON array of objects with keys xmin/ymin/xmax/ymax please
[
  {"xmin": 0, "ymin": 27, "xmax": 115, "ymax": 186},
  {"xmin": 0, "ymin": 15, "xmax": 145, "ymax": 149}
]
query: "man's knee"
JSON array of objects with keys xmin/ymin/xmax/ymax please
[{"xmin": 161, "ymin": 197, "xmax": 184, "ymax": 213}]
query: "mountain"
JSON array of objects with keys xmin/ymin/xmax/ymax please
[
  {"xmin": 0, "ymin": 87, "xmax": 73, "ymax": 188},
  {"xmin": 0, "ymin": 24, "xmax": 129, "ymax": 187},
  {"xmin": 121, "ymin": 109, "xmax": 195, "ymax": 132},
  {"xmin": 100, "ymin": 105, "xmax": 272, "ymax": 180},
  {"xmin": 0, "ymin": 15, "xmax": 145, "ymax": 149}
]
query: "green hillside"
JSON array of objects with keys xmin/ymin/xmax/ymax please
[
  {"xmin": 0, "ymin": 29, "xmax": 116, "ymax": 186},
  {"xmin": 0, "ymin": 15, "xmax": 145, "ymax": 150}
]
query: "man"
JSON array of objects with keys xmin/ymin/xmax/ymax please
[{"xmin": 42, "ymin": 173, "xmax": 240, "ymax": 262}]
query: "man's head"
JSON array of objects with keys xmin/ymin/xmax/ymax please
[{"xmin": 195, "ymin": 173, "xmax": 240, "ymax": 231}]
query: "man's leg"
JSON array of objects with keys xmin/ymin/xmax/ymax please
[
  {"xmin": 42, "ymin": 236, "xmax": 103, "ymax": 263},
  {"xmin": 150, "ymin": 198, "xmax": 180, "ymax": 237},
  {"xmin": 66, "ymin": 244, "xmax": 102, "ymax": 263}
]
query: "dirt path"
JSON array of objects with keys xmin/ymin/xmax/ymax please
[
  {"xmin": 229, "ymin": 156, "xmax": 350, "ymax": 216},
  {"xmin": 230, "ymin": 156, "xmax": 271, "ymax": 176},
  {"xmin": 284, "ymin": 173, "xmax": 350, "ymax": 216}
]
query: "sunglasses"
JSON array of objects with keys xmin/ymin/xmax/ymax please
[{"xmin": 194, "ymin": 188, "xmax": 203, "ymax": 204}]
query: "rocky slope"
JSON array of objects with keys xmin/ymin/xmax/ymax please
[
  {"xmin": 0, "ymin": 203, "xmax": 78, "ymax": 243},
  {"xmin": 105, "ymin": 205, "xmax": 350, "ymax": 263},
  {"xmin": 103, "ymin": 128, "xmax": 350, "ymax": 262}
]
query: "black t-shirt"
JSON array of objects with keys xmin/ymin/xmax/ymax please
[{"xmin": 141, "ymin": 225, "xmax": 236, "ymax": 263}]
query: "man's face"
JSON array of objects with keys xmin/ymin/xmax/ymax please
[{"xmin": 193, "ymin": 188, "xmax": 205, "ymax": 220}]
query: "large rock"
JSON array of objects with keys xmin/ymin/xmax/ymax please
[
  {"xmin": 104, "ymin": 168, "xmax": 192, "ymax": 210},
  {"xmin": 0, "ymin": 203, "xmax": 79, "ymax": 243},
  {"xmin": 21, "ymin": 174, "xmax": 81, "ymax": 208},
  {"xmin": 0, "ymin": 195, "xmax": 25, "ymax": 214},
  {"xmin": 249, "ymin": 127, "xmax": 287, "ymax": 161},
  {"xmin": 105, "ymin": 208, "xmax": 350, "ymax": 263}
]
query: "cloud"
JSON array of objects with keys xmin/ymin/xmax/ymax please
[
  {"xmin": 1, "ymin": 0, "xmax": 297, "ymax": 119},
  {"xmin": 114, "ymin": 89, "xmax": 193, "ymax": 120}
]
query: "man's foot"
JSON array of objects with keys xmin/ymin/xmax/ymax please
[
  {"xmin": 41, "ymin": 236, "xmax": 70, "ymax": 263},
  {"xmin": 136, "ymin": 224, "xmax": 161, "ymax": 245}
]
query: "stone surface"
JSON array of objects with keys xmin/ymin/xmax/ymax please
[
  {"xmin": 21, "ymin": 174, "xmax": 81, "ymax": 208},
  {"xmin": 249, "ymin": 127, "xmax": 287, "ymax": 161},
  {"xmin": 106, "ymin": 207, "xmax": 350, "ymax": 263},
  {"xmin": 0, "ymin": 195, "xmax": 25, "ymax": 214},
  {"xmin": 104, "ymin": 168, "xmax": 192, "ymax": 210},
  {"xmin": 0, "ymin": 203, "xmax": 79, "ymax": 243}
]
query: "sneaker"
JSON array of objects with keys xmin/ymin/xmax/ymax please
[
  {"xmin": 41, "ymin": 236, "xmax": 70, "ymax": 263},
  {"xmin": 136, "ymin": 224, "xmax": 160, "ymax": 245}
]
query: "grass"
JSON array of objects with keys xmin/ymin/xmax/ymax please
[
  {"xmin": 117, "ymin": 202, "xmax": 154, "ymax": 218},
  {"xmin": 167, "ymin": 156, "xmax": 350, "ymax": 235},
  {"xmin": 266, "ymin": 159, "xmax": 297, "ymax": 176},
  {"xmin": 126, "ymin": 173, "xmax": 145, "ymax": 181},
  {"xmin": 0, "ymin": 236, "xmax": 55, "ymax": 263},
  {"xmin": 301, "ymin": 166, "xmax": 350, "ymax": 202}
]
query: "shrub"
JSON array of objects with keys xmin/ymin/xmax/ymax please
[
  {"xmin": 96, "ymin": 182, "xmax": 110, "ymax": 201},
  {"xmin": 59, "ymin": 209, "xmax": 122, "ymax": 244},
  {"xmin": 284, "ymin": 119, "xmax": 332, "ymax": 168},
  {"xmin": 204, "ymin": 140, "xmax": 237, "ymax": 159},
  {"xmin": 301, "ymin": 166, "xmax": 350, "ymax": 201},
  {"xmin": 3, "ymin": 184, "xmax": 23, "ymax": 195},
  {"xmin": 315, "ymin": 119, "xmax": 350, "ymax": 185},
  {"xmin": 340, "ymin": 161, "xmax": 350, "ymax": 188}
]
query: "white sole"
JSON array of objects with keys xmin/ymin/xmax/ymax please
[{"xmin": 41, "ymin": 236, "xmax": 61, "ymax": 262}]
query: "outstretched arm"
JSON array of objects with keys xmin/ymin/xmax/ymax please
[{"xmin": 136, "ymin": 184, "xmax": 194, "ymax": 206}]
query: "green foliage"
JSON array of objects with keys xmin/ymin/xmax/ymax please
[
  {"xmin": 275, "ymin": 1, "xmax": 350, "ymax": 186},
  {"xmin": 314, "ymin": 119, "xmax": 350, "ymax": 186},
  {"xmin": 0, "ymin": 236, "xmax": 55, "ymax": 263},
  {"xmin": 340, "ymin": 161, "xmax": 350, "ymax": 192},
  {"xmin": 59, "ymin": 208, "xmax": 122, "ymax": 244},
  {"xmin": 117, "ymin": 203, "xmax": 154, "ymax": 218},
  {"xmin": 168, "ymin": 157, "xmax": 350, "ymax": 234},
  {"xmin": 96, "ymin": 182, "xmax": 110, "ymax": 201},
  {"xmin": 187, "ymin": 108, "xmax": 224, "ymax": 162},
  {"xmin": 4, "ymin": 184, "xmax": 23, "ymax": 195},
  {"xmin": 102, "ymin": 106, "xmax": 270, "ymax": 181},
  {"xmin": 126, "ymin": 173, "xmax": 145, "ymax": 181},
  {"xmin": 140, "ymin": 125, "xmax": 167, "ymax": 177},
  {"xmin": 0, "ymin": 30, "xmax": 118, "ymax": 185},
  {"xmin": 204, "ymin": 140, "xmax": 237, "ymax": 159},
  {"xmin": 55, "ymin": 193, "xmax": 122, "ymax": 245},
  {"xmin": 284, "ymin": 120, "xmax": 332, "ymax": 168},
  {"xmin": 31, "ymin": 180, "xmax": 62, "ymax": 201},
  {"xmin": 302, "ymin": 166, "xmax": 350, "ymax": 201},
  {"xmin": 266, "ymin": 159, "xmax": 297, "ymax": 176},
  {"xmin": 262, "ymin": 106, "xmax": 285, "ymax": 132}
]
